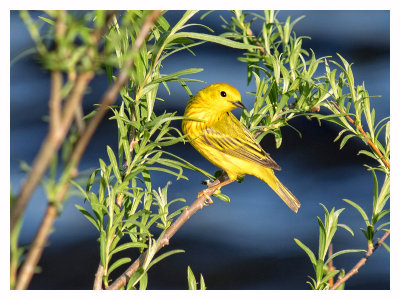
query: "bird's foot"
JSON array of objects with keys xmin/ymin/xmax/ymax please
[{"xmin": 198, "ymin": 189, "xmax": 214, "ymax": 206}]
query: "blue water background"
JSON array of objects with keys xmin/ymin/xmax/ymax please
[{"xmin": 10, "ymin": 10, "xmax": 390, "ymax": 289}]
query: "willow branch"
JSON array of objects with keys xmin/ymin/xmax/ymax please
[
  {"xmin": 12, "ymin": 10, "xmax": 161, "ymax": 291},
  {"xmin": 107, "ymin": 176, "xmax": 234, "ymax": 290},
  {"xmin": 11, "ymin": 57, "xmax": 92, "ymax": 233},
  {"xmin": 10, "ymin": 11, "xmax": 120, "ymax": 233},
  {"xmin": 331, "ymin": 101, "xmax": 390, "ymax": 171},
  {"xmin": 330, "ymin": 231, "xmax": 390, "ymax": 290},
  {"xmin": 328, "ymin": 243, "xmax": 335, "ymax": 287},
  {"xmin": 93, "ymin": 263, "xmax": 105, "ymax": 290},
  {"xmin": 13, "ymin": 11, "xmax": 123, "ymax": 290}
]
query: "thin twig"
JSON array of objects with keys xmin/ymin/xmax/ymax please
[
  {"xmin": 13, "ymin": 11, "xmax": 121, "ymax": 290},
  {"xmin": 12, "ymin": 10, "xmax": 161, "ymax": 291},
  {"xmin": 10, "ymin": 11, "xmax": 118, "ymax": 233},
  {"xmin": 331, "ymin": 101, "xmax": 390, "ymax": 171},
  {"xmin": 330, "ymin": 231, "xmax": 390, "ymax": 290},
  {"xmin": 11, "ymin": 72, "xmax": 93, "ymax": 233},
  {"xmin": 49, "ymin": 72, "xmax": 63, "ymax": 133},
  {"xmin": 14, "ymin": 205, "xmax": 58, "ymax": 290},
  {"xmin": 106, "ymin": 176, "xmax": 234, "ymax": 290},
  {"xmin": 328, "ymin": 243, "xmax": 335, "ymax": 287}
]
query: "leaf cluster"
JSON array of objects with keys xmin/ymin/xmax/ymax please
[{"xmin": 222, "ymin": 10, "xmax": 390, "ymax": 289}]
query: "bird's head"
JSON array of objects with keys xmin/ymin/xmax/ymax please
[{"xmin": 196, "ymin": 83, "xmax": 245, "ymax": 113}]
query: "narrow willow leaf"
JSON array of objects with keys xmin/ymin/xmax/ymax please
[
  {"xmin": 75, "ymin": 205, "xmax": 99, "ymax": 231},
  {"xmin": 337, "ymin": 223, "xmax": 354, "ymax": 236},
  {"xmin": 86, "ymin": 169, "xmax": 99, "ymax": 194},
  {"xmin": 340, "ymin": 134, "xmax": 355, "ymax": 149},
  {"xmin": 107, "ymin": 257, "xmax": 131, "ymax": 276},
  {"xmin": 100, "ymin": 230, "xmax": 107, "ymax": 270},
  {"xmin": 151, "ymin": 68, "xmax": 203, "ymax": 84},
  {"xmin": 373, "ymin": 209, "xmax": 390, "ymax": 225},
  {"xmin": 376, "ymin": 221, "xmax": 390, "ymax": 232},
  {"xmin": 107, "ymin": 146, "xmax": 121, "ymax": 183},
  {"xmin": 70, "ymin": 180, "xmax": 89, "ymax": 201},
  {"xmin": 294, "ymin": 238, "xmax": 316, "ymax": 266},
  {"xmin": 343, "ymin": 199, "xmax": 370, "ymax": 226},
  {"xmin": 109, "ymin": 241, "xmax": 148, "ymax": 256},
  {"xmin": 315, "ymin": 259, "xmax": 324, "ymax": 282},
  {"xmin": 171, "ymin": 32, "xmax": 260, "ymax": 50},
  {"xmin": 187, "ymin": 266, "xmax": 197, "ymax": 290},
  {"xmin": 273, "ymin": 127, "xmax": 283, "ymax": 148},
  {"xmin": 325, "ymin": 249, "xmax": 366, "ymax": 265},
  {"xmin": 358, "ymin": 150, "xmax": 378, "ymax": 160},
  {"xmin": 127, "ymin": 267, "xmax": 145, "ymax": 290},
  {"xmin": 321, "ymin": 269, "xmax": 339, "ymax": 285},
  {"xmin": 381, "ymin": 241, "xmax": 390, "ymax": 252},
  {"xmin": 200, "ymin": 274, "xmax": 206, "ymax": 290},
  {"xmin": 139, "ymin": 272, "xmax": 148, "ymax": 290},
  {"xmin": 213, "ymin": 192, "xmax": 230, "ymax": 203},
  {"xmin": 317, "ymin": 216, "xmax": 327, "ymax": 260},
  {"xmin": 147, "ymin": 249, "xmax": 185, "ymax": 270}
]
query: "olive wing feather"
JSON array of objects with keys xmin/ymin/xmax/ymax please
[{"xmin": 200, "ymin": 112, "xmax": 281, "ymax": 170}]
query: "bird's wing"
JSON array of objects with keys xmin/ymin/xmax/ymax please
[{"xmin": 200, "ymin": 112, "xmax": 281, "ymax": 170}]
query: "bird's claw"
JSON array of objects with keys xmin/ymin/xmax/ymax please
[{"xmin": 198, "ymin": 190, "xmax": 214, "ymax": 206}]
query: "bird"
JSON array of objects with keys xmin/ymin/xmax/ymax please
[{"xmin": 182, "ymin": 82, "xmax": 300, "ymax": 213}]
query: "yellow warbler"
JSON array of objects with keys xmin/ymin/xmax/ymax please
[{"xmin": 182, "ymin": 83, "xmax": 300, "ymax": 213}]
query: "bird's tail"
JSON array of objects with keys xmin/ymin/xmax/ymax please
[{"xmin": 257, "ymin": 168, "xmax": 300, "ymax": 213}]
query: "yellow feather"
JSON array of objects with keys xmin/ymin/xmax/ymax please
[{"xmin": 182, "ymin": 83, "xmax": 300, "ymax": 213}]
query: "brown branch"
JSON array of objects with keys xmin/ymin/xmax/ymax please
[
  {"xmin": 13, "ymin": 11, "xmax": 123, "ymax": 290},
  {"xmin": 10, "ymin": 11, "xmax": 119, "ymax": 233},
  {"xmin": 328, "ymin": 243, "xmax": 335, "ymax": 287},
  {"xmin": 93, "ymin": 263, "xmax": 105, "ymax": 290},
  {"xmin": 330, "ymin": 230, "xmax": 390, "ymax": 290},
  {"xmin": 11, "ymin": 10, "xmax": 160, "ymax": 291},
  {"xmin": 331, "ymin": 101, "xmax": 390, "ymax": 171},
  {"xmin": 11, "ymin": 72, "xmax": 94, "ymax": 233},
  {"xmin": 14, "ymin": 205, "xmax": 58, "ymax": 289},
  {"xmin": 106, "ymin": 176, "xmax": 235, "ymax": 290}
]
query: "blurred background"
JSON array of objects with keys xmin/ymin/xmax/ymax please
[{"xmin": 10, "ymin": 10, "xmax": 390, "ymax": 289}]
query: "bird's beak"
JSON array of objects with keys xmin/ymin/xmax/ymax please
[{"xmin": 232, "ymin": 101, "xmax": 246, "ymax": 109}]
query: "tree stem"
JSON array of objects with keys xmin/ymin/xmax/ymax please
[{"xmin": 330, "ymin": 231, "xmax": 390, "ymax": 290}]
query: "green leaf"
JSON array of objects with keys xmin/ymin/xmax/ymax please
[
  {"xmin": 199, "ymin": 274, "xmax": 206, "ymax": 290},
  {"xmin": 38, "ymin": 16, "xmax": 55, "ymax": 25},
  {"xmin": 213, "ymin": 192, "xmax": 230, "ymax": 203},
  {"xmin": 107, "ymin": 146, "xmax": 121, "ymax": 183},
  {"xmin": 70, "ymin": 180, "xmax": 88, "ymax": 201},
  {"xmin": 376, "ymin": 221, "xmax": 390, "ymax": 232},
  {"xmin": 139, "ymin": 272, "xmax": 148, "ymax": 290},
  {"xmin": 147, "ymin": 249, "xmax": 185, "ymax": 270},
  {"xmin": 100, "ymin": 230, "xmax": 107, "ymax": 270},
  {"xmin": 340, "ymin": 134, "xmax": 355, "ymax": 149},
  {"xmin": 321, "ymin": 269, "xmax": 339, "ymax": 285},
  {"xmin": 294, "ymin": 238, "xmax": 316, "ymax": 266},
  {"xmin": 325, "ymin": 249, "xmax": 366, "ymax": 265},
  {"xmin": 86, "ymin": 169, "xmax": 99, "ymax": 195},
  {"xmin": 171, "ymin": 32, "xmax": 261, "ymax": 50},
  {"xmin": 187, "ymin": 266, "xmax": 197, "ymax": 290},
  {"xmin": 337, "ymin": 223, "xmax": 354, "ymax": 236},
  {"xmin": 151, "ymin": 68, "xmax": 203, "ymax": 84},
  {"xmin": 273, "ymin": 127, "xmax": 282, "ymax": 148},
  {"xmin": 315, "ymin": 259, "xmax": 324, "ymax": 282},
  {"xmin": 107, "ymin": 257, "xmax": 131, "ymax": 276},
  {"xmin": 343, "ymin": 199, "xmax": 370, "ymax": 226},
  {"xmin": 75, "ymin": 204, "xmax": 99, "ymax": 231},
  {"xmin": 127, "ymin": 267, "xmax": 145, "ymax": 290},
  {"xmin": 110, "ymin": 242, "xmax": 148, "ymax": 256}
]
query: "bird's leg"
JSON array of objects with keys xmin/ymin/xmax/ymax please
[
  {"xmin": 198, "ymin": 177, "xmax": 235, "ymax": 206},
  {"xmin": 198, "ymin": 190, "xmax": 214, "ymax": 206}
]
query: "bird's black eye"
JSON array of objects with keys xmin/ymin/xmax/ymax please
[{"xmin": 220, "ymin": 91, "xmax": 227, "ymax": 97}]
